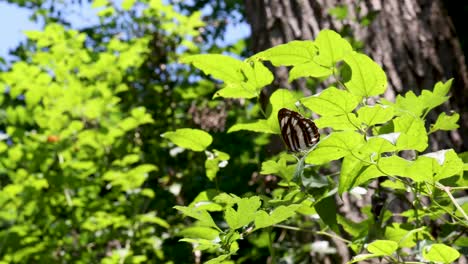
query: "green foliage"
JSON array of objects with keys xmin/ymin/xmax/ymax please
[
  {"xmin": 1, "ymin": 1, "xmax": 467, "ymax": 263},
  {"xmin": 179, "ymin": 29, "xmax": 467, "ymax": 263}
]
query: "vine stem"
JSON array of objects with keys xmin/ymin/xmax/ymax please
[
  {"xmin": 273, "ymin": 224, "xmax": 352, "ymax": 244},
  {"xmin": 436, "ymin": 183, "xmax": 468, "ymax": 223}
]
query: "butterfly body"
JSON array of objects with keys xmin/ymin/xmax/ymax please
[{"xmin": 278, "ymin": 108, "xmax": 320, "ymax": 152}]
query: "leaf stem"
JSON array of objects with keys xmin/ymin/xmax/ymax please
[{"xmin": 436, "ymin": 183, "xmax": 468, "ymax": 223}]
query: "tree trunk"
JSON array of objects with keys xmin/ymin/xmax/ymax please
[{"xmin": 244, "ymin": 0, "xmax": 468, "ymax": 152}]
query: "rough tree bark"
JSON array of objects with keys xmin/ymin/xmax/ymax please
[{"xmin": 244, "ymin": 0, "xmax": 468, "ymax": 152}]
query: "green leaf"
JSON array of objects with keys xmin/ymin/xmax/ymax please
[
  {"xmin": 174, "ymin": 206, "xmax": 219, "ymax": 230},
  {"xmin": 289, "ymin": 61, "xmax": 332, "ymax": 81},
  {"xmin": 227, "ymin": 119, "xmax": 276, "ymax": 134},
  {"xmin": 424, "ymin": 149, "xmax": 464, "ymax": 181},
  {"xmin": 420, "ymin": 89, "xmax": 450, "ymax": 115},
  {"xmin": 214, "ymin": 61, "xmax": 273, "ymax": 99},
  {"xmin": 433, "ymin": 79, "xmax": 453, "ymax": 97},
  {"xmin": 314, "ymin": 114, "xmax": 359, "ymax": 131},
  {"xmin": 251, "ymin": 40, "xmax": 317, "ymax": 66},
  {"xmin": 357, "ymin": 105, "xmax": 394, "ymax": 127},
  {"xmin": 254, "ymin": 204, "xmax": 300, "ymax": 230},
  {"xmin": 162, "ymin": 128, "xmax": 213, "ymax": 151},
  {"xmin": 268, "ymin": 89, "xmax": 301, "ymax": 131},
  {"xmin": 337, "ymin": 214, "xmax": 369, "ymax": 238},
  {"xmin": 393, "ymin": 114, "xmax": 428, "ymax": 152},
  {"xmin": 343, "ymin": 52, "xmax": 387, "ymax": 97},
  {"xmin": 301, "ymin": 87, "xmax": 360, "ymax": 116},
  {"xmin": 367, "ymin": 240, "xmax": 398, "ymax": 256},
  {"xmin": 225, "ymin": 197, "xmax": 261, "ymax": 229},
  {"xmin": 384, "ymin": 223, "xmax": 418, "ymax": 248},
  {"xmin": 430, "ymin": 112, "xmax": 459, "ymax": 133},
  {"xmin": 260, "ymin": 154, "xmax": 296, "ymax": 181},
  {"xmin": 364, "ymin": 136, "xmax": 397, "ymax": 154},
  {"xmin": 339, "ymin": 156, "xmax": 364, "ymax": 194},
  {"xmin": 205, "ymin": 149, "xmax": 230, "ymax": 181},
  {"xmin": 306, "ymin": 131, "xmax": 365, "ymax": 165},
  {"xmin": 389, "ymin": 91, "xmax": 425, "ymax": 117},
  {"xmin": 179, "ymin": 238, "xmax": 221, "ymax": 252},
  {"xmin": 205, "ymin": 254, "xmax": 231, "ymax": 264},
  {"xmin": 241, "ymin": 60, "xmax": 274, "ymax": 91},
  {"xmin": 181, "ymin": 54, "xmax": 243, "ymax": 82},
  {"xmin": 378, "ymin": 156, "xmax": 433, "ymax": 182},
  {"xmin": 228, "ymin": 89, "xmax": 298, "ymax": 134},
  {"xmin": 314, "ymin": 29, "xmax": 353, "ymax": 67},
  {"xmin": 315, "ymin": 194, "xmax": 339, "ymax": 233},
  {"xmin": 179, "ymin": 227, "xmax": 220, "ymax": 240},
  {"xmin": 189, "ymin": 190, "xmax": 224, "ymax": 212},
  {"xmin": 139, "ymin": 212, "xmax": 170, "ymax": 228},
  {"xmin": 423, "ymin": 244, "xmax": 460, "ymax": 263}
]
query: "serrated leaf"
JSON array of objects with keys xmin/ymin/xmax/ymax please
[
  {"xmin": 213, "ymin": 193, "xmax": 240, "ymax": 207},
  {"xmin": 225, "ymin": 197, "xmax": 261, "ymax": 229},
  {"xmin": 260, "ymin": 155, "xmax": 295, "ymax": 181},
  {"xmin": 301, "ymin": 87, "xmax": 360, "ymax": 116},
  {"xmin": 306, "ymin": 131, "xmax": 365, "ymax": 165},
  {"xmin": 420, "ymin": 89, "xmax": 449, "ymax": 115},
  {"xmin": 367, "ymin": 240, "xmax": 398, "ymax": 256},
  {"xmin": 433, "ymin": 79, "xmax": 453, "ymax": 97},
  {"xmin": 314, "ymin": 29, "xmax": 353, "ymax": 67},
  {"xmin": 162, "ymin": 128, "xmax": 212, "ymax": 151},
  {"xmin": 423, "ymin": 244, "xmax": 460, "ymax": 263},
  {"xmin": 393, "ymin": 114, "xmax": 428, "ymax": 152},
  {"xmin": 214, "ymin": 61, "xmax": 273, "ymax": 99},
  {"xmin": 357, "ymin": 105, "xmax": 394, "ymax": 127},
  {"xmin": 430, "ymin": 112, "xmax": 459, "ymax": 133},
  {"xmin": 181, "ymin": 54, "xmax": 243, "ymax": 82},
  {"xmin": 343, "ymin": 52, "xmax": 387, "ymax": 97}
]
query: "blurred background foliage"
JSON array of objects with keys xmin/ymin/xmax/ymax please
[
  {"xmin": 0, "ymin": 0, "xmax": 265, "ymax": 262},
  {"xmin": 0, "ymin": 0, "xmax": 467, "ymax": 263}
]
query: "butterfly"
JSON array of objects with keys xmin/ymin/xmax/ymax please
[{"xmin": 278, "ymin": 108, "xmax": 320, "ymax": 153}]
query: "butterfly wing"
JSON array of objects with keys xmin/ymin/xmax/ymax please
[{"xmin": 278, "ymin": 108, "xmax": 320, "ymax": 152}]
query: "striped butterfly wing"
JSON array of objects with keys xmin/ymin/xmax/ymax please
[{"xmin": 278, "ymin": 108, "xmax": 320, "ymax": 152}]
